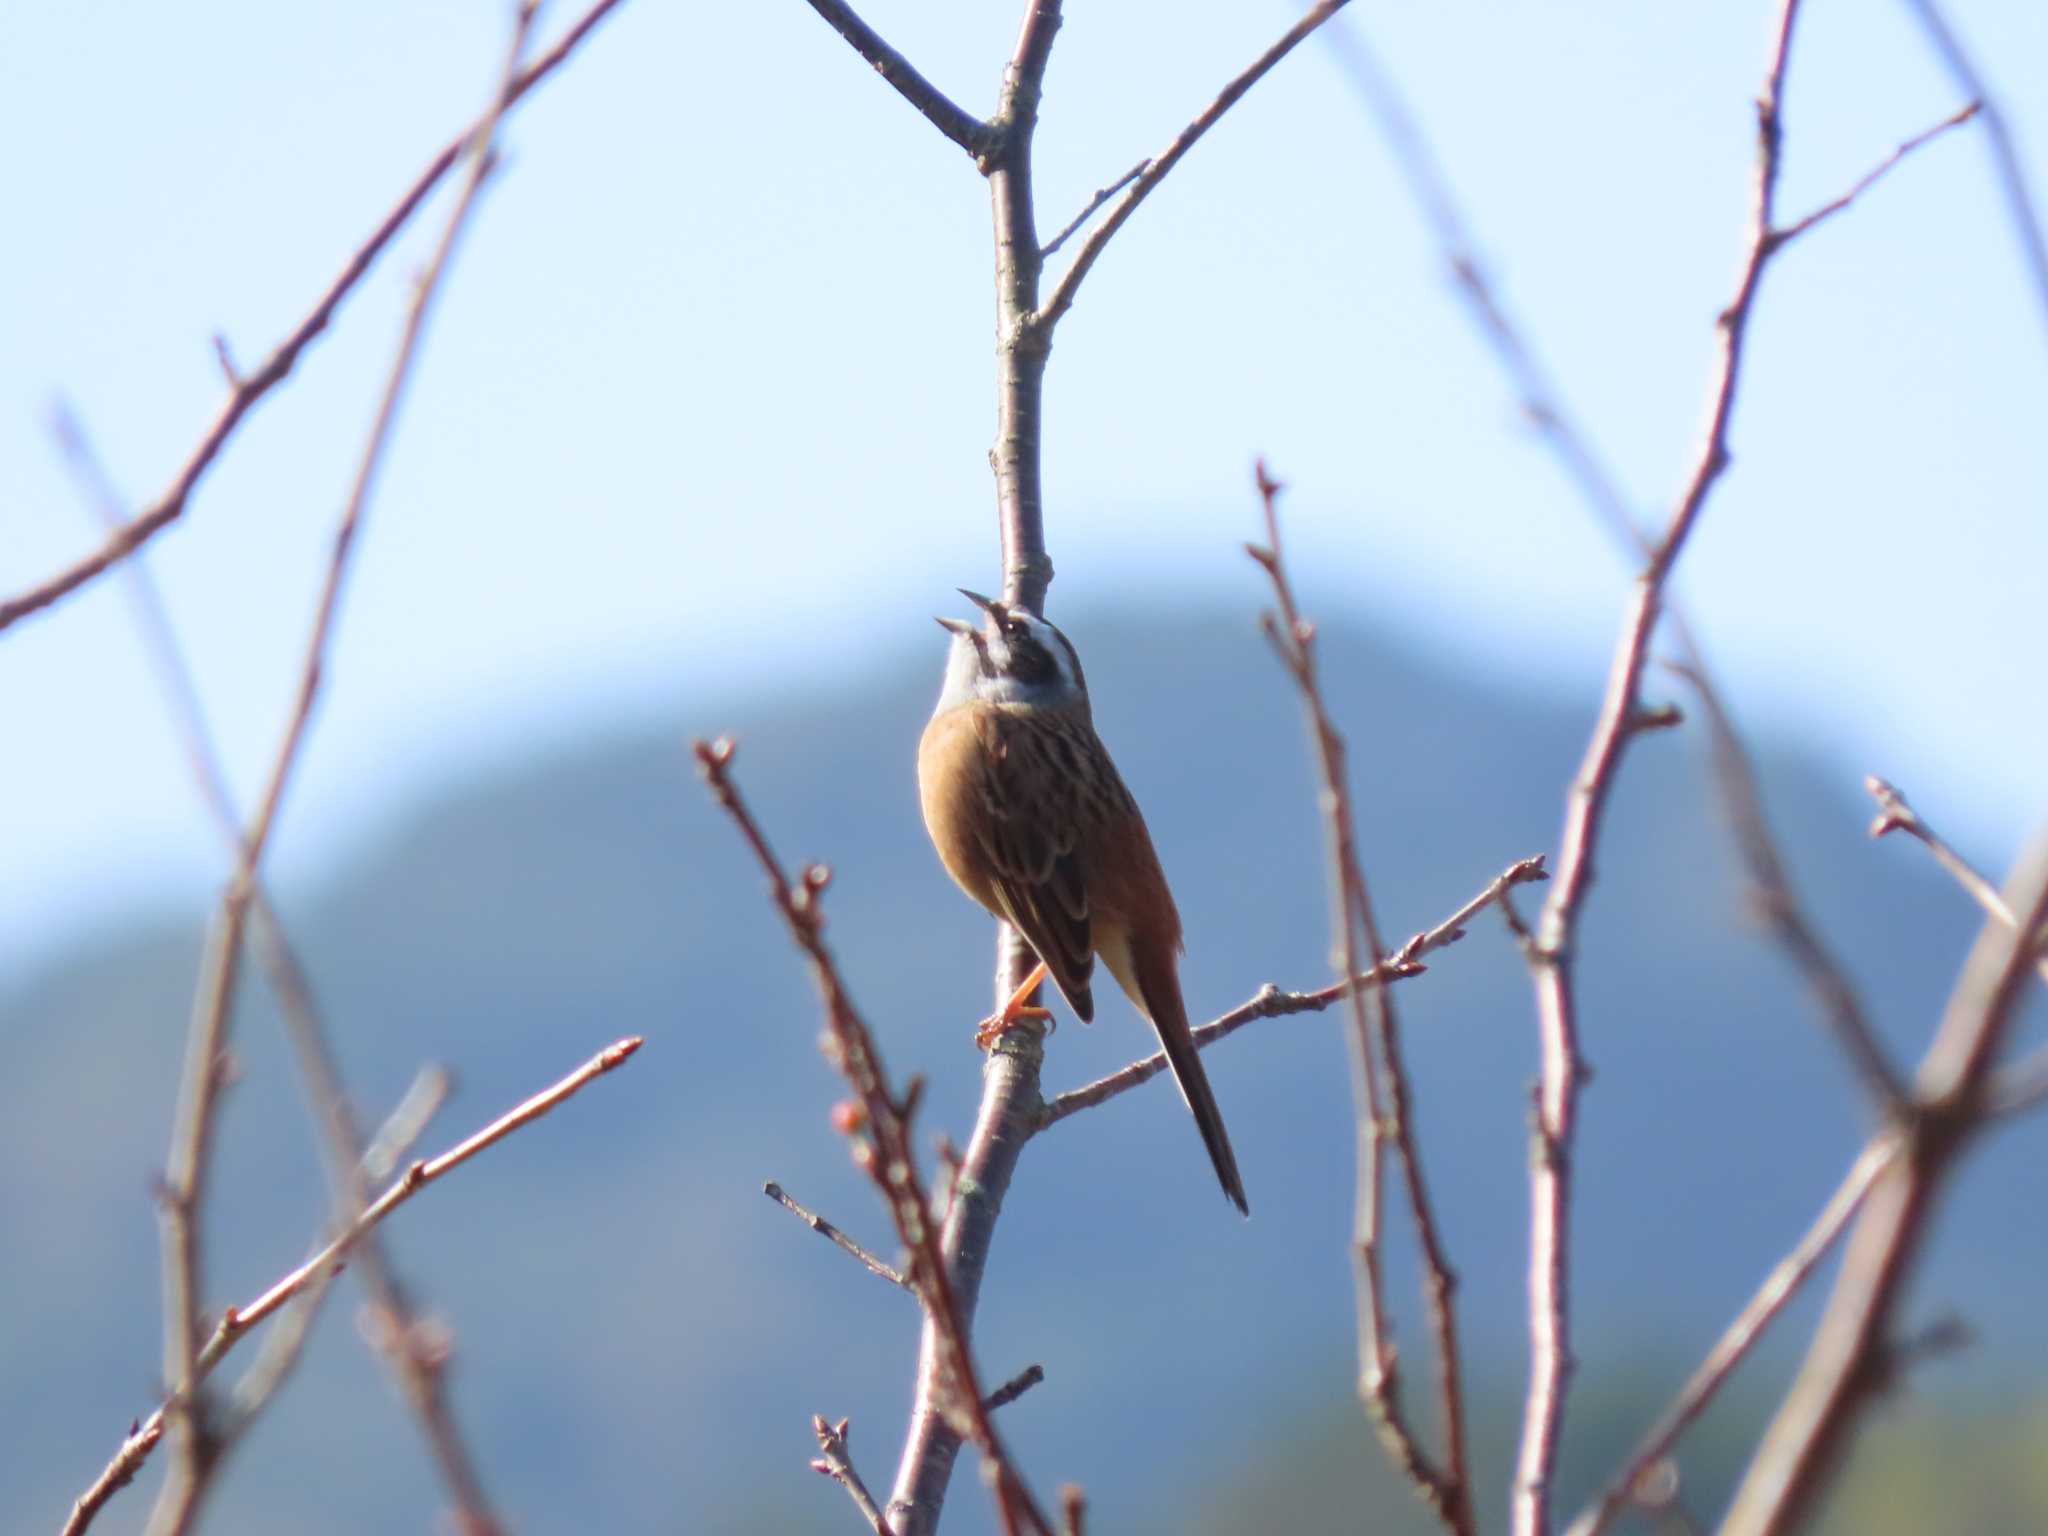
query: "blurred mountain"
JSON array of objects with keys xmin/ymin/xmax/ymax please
[{"xmin": 3, "ymin": 603, "xmax": 2041, "ymax": 1534}]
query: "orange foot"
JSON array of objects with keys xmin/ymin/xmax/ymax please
[{"xmin": 974, "ymin": 959, "xmax": 1054, "ymax": 1050}]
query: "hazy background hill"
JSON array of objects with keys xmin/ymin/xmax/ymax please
[{"xmin": 5, "ymin": 605, "xmax": 2041, "ymax": 1534}]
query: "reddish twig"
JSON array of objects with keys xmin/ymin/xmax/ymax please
[
  {"xmin": 226, "ymin": 1067, "xmax": 454, "ymax": 1426},
  {"xmin": 62, "ymin": 1038, "xmax": 641, "ymax": 1536},
  {"xmin": 812, "ymin": 1415, "xmax": 898, "ymax": 1536},
  {"xmin": 1033, "ymin": 0, "xmax": 1352, "ymax": 333},
  {"xmin": 1249, "ymin": 464, "xmax": 1475, "ymax": 1536},
  {"xmin": 0, "ymin": 0, "xmax": 629, "ymax": 637},
  {"xmin": 1563, "ymin": 1137, "xmax": 1899, "ymax": 1536},
  {"xmin": 1511, "ymin": 7, "xmax": 1811, "ymax": 1527},
  {"xmin": 1039, "ymin": 856, "xmax": 1546, "ymax": 1127},
  {"xmin": 1866, "ymin": 779, "xmax": 2033, "ymax": 939},
  {"xmin": 765, "ymin": 1180, "xmax": 909, "ymax": 1289},
  {"xmin": 1722, "ymin": 835, "xmax": 2048, "ymax": 1533},
  {"xmin": 1773, "ymin": 100, "xmax": 1980, "ymax": 245},
  {"xmin": 694, "ymin": 739, "xmax": 1053, "ymax": 1536}
]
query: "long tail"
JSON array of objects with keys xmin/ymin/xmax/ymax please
[{"xmin": 1137, "ymin": 950, "xmax": 1249, "ymax": 1216}]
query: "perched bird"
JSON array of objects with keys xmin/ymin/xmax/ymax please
[{"xmin": 916, "ymin": 589, "xmax": 1248, "ymax": 1215}]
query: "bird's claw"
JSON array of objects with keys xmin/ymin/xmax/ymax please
[{"xmin": 974, "ymin": 959, "xmax": 1054, "ymax": 1050}]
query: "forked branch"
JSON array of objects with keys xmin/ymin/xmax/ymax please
[
  {"xmin": 62, "ymin": 1038, "xmax": 643, "ymax": 1536},
  {"xmin": 0, "ymin": 0, "xmax": 631, "ymax": 637},
  {"xmin": 694, "ymin": 739, "xmax": 1054, "ymax": 1536}
]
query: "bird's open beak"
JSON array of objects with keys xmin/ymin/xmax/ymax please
[{"xmin": 936, "ymin": 588, "xmax": 999, "ymax": 636}]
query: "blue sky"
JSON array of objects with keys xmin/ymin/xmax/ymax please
[{"xmin": 2, "ymin": 0, "xmax": 2043, "ymax": 972}]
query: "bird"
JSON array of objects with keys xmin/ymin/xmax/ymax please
[{"xmin": 916, "ymin": 588, "xmax": 1249, "ymax": 1215}]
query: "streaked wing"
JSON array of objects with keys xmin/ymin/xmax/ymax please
[{"xmin": 972, "ymin": 708, "xmax": 1098, "ymax": 1019}]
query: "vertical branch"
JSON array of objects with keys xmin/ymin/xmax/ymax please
[
  {"xmin": 1249, "ymin": 465, "xmax": 1473, "ymax": 1535},
  {"xmin": 889, "ymin": 8, "xmax": 1061, "ymax": 1531},
  {"xmin": 990, "ymin": 0, "xmax": 1063, "ymax": 615},
  {"xmin": 1512, "ymin": 5, "xmax": 1805, "ymax": 1532}
]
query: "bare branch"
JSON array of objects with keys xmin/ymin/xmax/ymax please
[
  {"xmin": 62, "ymin": 1421, "xmax": 165, "ymax": 1536},
  {"xmin": 1866, "ymin": 778, "xmax": 2021, "ymax": 928},
  {"xmin": 227, "ymin": 1067, "xmax": 453, "ymax": 1428},
  {"xmin": 812, "ymin": 1415, "xmax": 897, "ymax": 1536},
  {"xmin": 1251, "ymin": 464, "xmax": 1474, "ymax": 1536},
  {"xmin": 1773, "ymin": 100, "xmax": 1980, "ymax": 246},
  {"xmin": 1867, "ymin": 775, "xmax": 2048, "ymax": 1011},
  {"xmin": 60, "ymin": 341, "xmax": 498, "ymax": 1536},
  {"xmin": 983, "ymin": 1364, "xmax": 1045, "ymax": 1413},
  {"xmin": 1564, "ymin": 1138, "xmax": 1899, "ymax": 1536},
  {"xmin": 1059, "ymin": 1484, "xmax": 1086, "ymax": 1536},
  {"xmin": 1034, "ymin": 0, "xmax": 1350, "ymax": 333},
  {"xmin": 694, "ymin": 740, "xmax": 1054, "ymax": 1536},
  {"xmin": 146, "ymin": 20, "xmax": 533, "ymax": 1525},
  {"xmin": 0, "ymin": 0, "xmax": 631, "ymax": 636},
  {"xmin": 1511, "ymin": 7, "xmax": 1809, "ymax": 1527},
  {"xmin": 1039, "ymin": 160, "xmax": 1147, "ymax": 259},
  {"xmin": 1039, "ymin": 856, "xmax": 1546, "ymax": 1127},
  {"xmin": 63, "ymin": 1038, "xmax": 641, "ymax": 1536},
  {"xmin": 1898, "ymin": 0, "xmax": 2048, "ymax": 346},
  {"xmin": 1316, "ymin": 17, "xmax": 1640, "ymax": 548},
  {"xmin": 796, "ymin": 0, "xmax": 993, "ymax": 159},
  {"xmin": 765, "ymin": 1180, "xmax": 909, "ymax": 1289},
  {"xmin": 1671, "ymin": 665, "xmax": 1904, "ymax": 1111},
  {"xmin": 1722, "ymin": 833, "xmax": 2048, "ymax": 1534}
]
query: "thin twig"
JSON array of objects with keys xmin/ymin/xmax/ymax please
[
  {"xmin": 1898, "ymin": 0, "xmax": 2048, "ymax": 347},
  {"xmin": 1039, "ymin": 856, "xmax": 1546, "ymax": 1127},
  {"xmin": 797, "ymin": 0, "xmax": 993, "ymax": 159},
  {"xmin": 1563, "ymin": 1137, "xmax": 1899, "ymax": 1536},
  {"xmin": 1034, "ymin": 0, "xmax": 1350, "ymax": 333},
  {"xmin": 0, "ymin": 0, "xmax": 629, "ymax": 636},
  {"xmin": 1866, "ymin": 776, "xmax": 2048, "ymax": 1007},
  {"xmin": 813, "ymin": 1416, "xmax": 898, "ymax": 1536},
  {"xmin": 1039, "ymin": 161, "xmax": 1146, "ymax": 258},
  {"xmin": 1773, "ymin": 100, "xmax": 1981, "ymax": 245},
  {"xmin": 1511, "ymin": 7, "xmax": 1808, "ymax": 1528},
  {"xmin": 62, "ymin": 1039, "xmax": 641, "ymax": 1536},
  {"xmin": 983, "ymin": 1364, "xmax": 1045, "ymax": 1413},
  {"xmin": 695, "ymin": 741, "xmax": 1053, "ymax": 1536},
  {"xmin": 146, "ymin": 17, "xmax": 533, "ymax": 1526},
  {"xmin": 1671, "ymin": 665, "xmax": 1904, "ymax": 1111},
  {"xmin": 765, "ymin": 1181, "xmax": 909, "ymax": 1289},
  {"xmin": 1250, "ymin": 464, "xmax": 1474, "ymax": 1536},
  {"xmin": 1723, "ymin": 834, "xmax": 2048, "ymax": 1534},
  {"xmin": 1866, "ymin": 778, "xmax": 2020, "ymax": 928},
  {"xmin": 1059, "ymin": 1484, "xmax": 1086, "ymax": 1536},
  {"xmin": 228, "ymin": 1067, "xmax": 454, "ymax": 1426},
  {"xmin": 1316, "ymin": 17, "xmax": 1640, "ymax": 549}
]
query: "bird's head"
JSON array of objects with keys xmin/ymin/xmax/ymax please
[{"xmin": 934, "ymin": 589, "xmax": 1089, "ymax": 713}]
